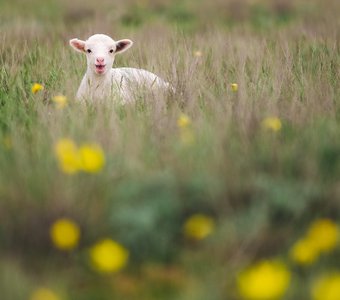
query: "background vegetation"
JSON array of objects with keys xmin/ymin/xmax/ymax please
[{"xmin": 0, "ymin": 0, "xmax": 340, "ymax": 299}]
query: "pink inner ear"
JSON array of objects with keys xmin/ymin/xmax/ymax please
[
  {"xmin": 71, "ymin": 39, "xmax": 85, "ymax": 52},
  {"xmin": 116, "ymin": 40, "xmax": 131, "ymax": 52}
]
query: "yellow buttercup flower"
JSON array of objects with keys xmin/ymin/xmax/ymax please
[
  {"xmin": 79, "ymin": 144, "xmax": 105, "ymax": 173},
  {"xmin": 32, "ymin": 83, "xmax": 44, "ymax": 94},
  {"xmin": 54, "ymin": 139, "xmax": 105, "ymax": 174},
  {"xmin": 30, "ymin": 288, "xmax": 60, "ymax": 300},
  {"xmin": 306, "ymin": 219, "xmax": 338, "ymax": 253},
  {"xmin": 312, "ymin": 273, "xmax": 340, "ymax": 300},
  {"xmin": 50, "ymin": 218, "xmax": 80, "ymax": 251},
  {"xmin": 231, "ymin": 83, "xmax": 238, "ymax": 92},
  {"xmin": 237, "ymin": 259, "xmax": 291, "ymax": 300},
  {"xmin": 289, "ymin": 238, "xmax": 319, "ymax": 266},
  {"xmin": 52, "ymin": 95, "xmax": 67, "ymax": 109},
  {"xmin": 290, "ymin": 219, "xmax": 338, "ymax": 266},
  {"xmin": 183, "ymin": 214, "xmax": 215, "ymax": 240},
  {"xmin": 90, "ymin": 239, "xmax": 129, "ymax": 273},
  {"xmin": 262, "ymin": 117, "xmax": 282, "ymax": 132},
  {"xmin": 177, "ymin": 114, "xmax": 191, "ymax": 128},
  {"xmin": 177, "ymin": 114, "xmax": 195, "ymax": 146},
  {"xmin": 54, "ymin": 139, "xmax": 80, "ymax": 174},
  {"xmin": 194, "ymin": 50, "xmax": 202, "ymax": 57}
]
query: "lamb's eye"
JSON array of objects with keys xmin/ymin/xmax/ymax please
[
  {"xmin": 109, "ymin": 49, "xmax": 114, "ymax": 53},
  {"xmin": 86, "ymin": 49, "xmax": 92, "ymax": 53}
]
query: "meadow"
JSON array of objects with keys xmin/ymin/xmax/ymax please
[{"xmin": 0, "ymin": 0, "xmax": 340, "ymax": 299}]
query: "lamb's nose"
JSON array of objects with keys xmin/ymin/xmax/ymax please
[{"xmin": 96, "ymin": 57, "xmax": 105, "ymax": 64}]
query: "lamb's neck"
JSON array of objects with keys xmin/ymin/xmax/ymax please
[
  {"xmin": 85, "ymin": 70, "xmax": 111, "ymax": 86},
  {"xmin": 80, "ymin": 69, "xmax": 113, "ymax": 101}
]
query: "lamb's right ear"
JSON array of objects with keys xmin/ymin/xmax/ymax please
[{"xmin": 69, "ymin": 38, "xmax": 86, "ymax": 53}]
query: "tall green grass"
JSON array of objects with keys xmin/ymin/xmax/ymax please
[{"xmin": 0, "ymin": 0, "xmax": 340, "ymax": 299}]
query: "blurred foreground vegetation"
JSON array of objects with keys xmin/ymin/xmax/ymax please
[{"xmin": 0, "ymin": 0, "xmax": 340, "ymax": 299}]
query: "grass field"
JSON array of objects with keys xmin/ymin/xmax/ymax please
[{"xmin": 1, "ymin": 0, "xmax": 340, "ymax": 299}]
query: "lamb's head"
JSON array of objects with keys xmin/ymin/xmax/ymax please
[{"xmin": 70, "ymin": 34, "xmax": 133, "ymax": 76}]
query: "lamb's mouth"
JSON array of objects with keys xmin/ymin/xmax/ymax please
[{"xmin": 95, "ymin": 64, "xmax": 106, "ymax": 74}]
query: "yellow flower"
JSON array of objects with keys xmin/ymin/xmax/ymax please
[
  {"xmin": 237, "ymin": 259, "xmax": 291, "ymax": 300},
  {"xmin": 312, "ymin": 273, "xmax": 340, "ymax": 300},
  {"xmin": 231, "ymin": 83, "xmax": 238, "ymax": 92},
  {"xmin": 52, "ymin": 95, "xmax": 67, "ymax": 109},
  {"xmin": 290, "ymin": 219, "xmax": 338, "ymax": 266},
  {"xmin": 79, "ymin": 144, "xmax": 105, "ymax": 173},
  {"xmin": 306, "ymin": 219, "xmax": 338, "ymax": 253},
  {"xmin": 54, "ymin": 139, "xmax": 80, "ymax": 174},
  {"xmin": 262, "ymin": 117, "xmax": 282, "ymax": 132},
  {"xmin": 183, "ymin": 214, "xmax": 215, "ymax": 240},
  {"xmin": 32, "ymin": 83, "xmax": 44, "ymax": 94},
  {"xmin": 194, "ymin": 50, "xmax": 202, "ymax": 57},
  {"xmin": 50, "ymin": 218, "xmax": 80, "ymax": 251},
  {"xmin": 54, "ymin": 139, "xmax": 105, "ymax": 174},
  {"xmin": 90, "ymin": 239, "xmax": 129, "ymax": 273},
  {"xmin": 30, "ymin": 288, "xmax": 60, "ymax": 300},
  {"xmin": 289, "ymin": 238, "xmax": 320, "ymax": 266},
  {"xmin": 177, "ymin": 114, "xmax": 195, "ymax": 146},
  {"xmin": 177, "ymin": 114, "xmax": 191, "ymax": 128}
]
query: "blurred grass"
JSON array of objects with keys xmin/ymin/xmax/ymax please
[{"xmin": 0, "ymin": 0, "xmax": 340, "ymax": 299}]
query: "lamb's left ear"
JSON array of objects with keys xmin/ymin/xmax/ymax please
[
  {"xmin": 115, "ymin": 39, "xmax": 133, "ymax": 54},
  {"xmin": 70, "ymin": 38, "xmax": 86, "ymax": 53}
]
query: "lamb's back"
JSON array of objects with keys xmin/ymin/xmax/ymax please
[{"xmin": 111, "ymin": 67, "xmax": 168, "ymax": 88}]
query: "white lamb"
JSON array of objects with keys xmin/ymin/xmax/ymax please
[{"xmin": 70, "ymin": 34, "xmax": 169, "ymax": 102}]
